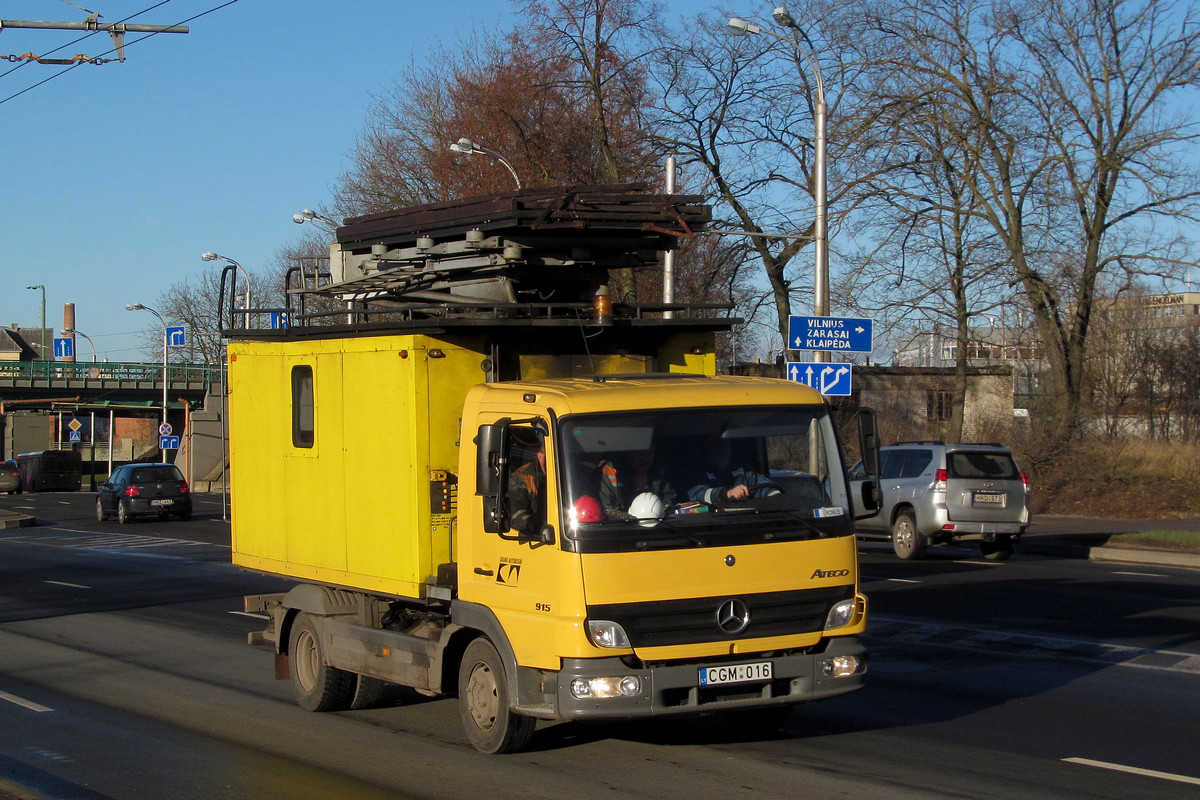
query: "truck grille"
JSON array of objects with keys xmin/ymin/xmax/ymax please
[{"xmin": 587, "ymin": 585, "xmax": 854, "ymax": 648}]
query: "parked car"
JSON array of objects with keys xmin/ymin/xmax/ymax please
[
  {"xmin": 849, "ymin": 441, "xmax": 1030, "ymax": 561},
  {"xmin": 0, "ymin": 460, "xmax": 20, "ymax": 494},
  {"xmin": 96, "ymin": 463, "xmax": 192, "ymax": 524}
]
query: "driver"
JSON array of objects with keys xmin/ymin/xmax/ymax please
[{"xmin": 687, "ymin": 435, "xmax": 778, "ymax": 505}]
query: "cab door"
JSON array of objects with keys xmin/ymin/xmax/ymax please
[{"xmin": 459, "ymin": 420, "xmax": 582, "ymax": 671}]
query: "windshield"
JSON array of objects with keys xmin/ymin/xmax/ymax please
[{"xmin": 556, "ymin": 405, "xmax": 852, "ymax": 552}]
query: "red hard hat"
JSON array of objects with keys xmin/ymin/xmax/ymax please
[{"xmin": 573, "ymin": 495, "xmax": 605, "ymax": 523}]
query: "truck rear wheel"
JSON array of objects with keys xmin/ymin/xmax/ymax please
[
  {"xmin": 458, "ymin": 638, "xmax": 536, "ymax": 754},
  {"xmin": 289, "ymin": 612, "xmax": 355, "ymax": 712},
  {"xmin": 891, "ymin": 511, "xmax": 927, "ymax": 560}
]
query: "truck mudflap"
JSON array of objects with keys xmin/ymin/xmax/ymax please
[{"xmin": 545, "ymin": 636, "xmax": 866, "ymax": 721}]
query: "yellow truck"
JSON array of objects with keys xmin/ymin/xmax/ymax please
[{"xmin": 228, "ymin": 187, "xmax": 881, "ymax": 753}]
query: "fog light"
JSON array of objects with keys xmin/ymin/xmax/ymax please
[
  {"xmin": 570, "ymin": 676, "xmax": 642, "ymax": 699},
  {"xmin": 824, "ymin": 599, "xmax": 856, "ymax": 630},
  {"xmin": 821, "ymin": 654, "xmax": 860, "ymax": 677}
]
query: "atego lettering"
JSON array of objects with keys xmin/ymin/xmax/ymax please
[{"xmin": 811, "ymin": 568, "xmax": 850, "ymax": 578}]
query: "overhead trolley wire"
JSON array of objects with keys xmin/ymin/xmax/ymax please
[{"xmin": 0, "ymin": 0, "xmax": 241, "ymax": 106}]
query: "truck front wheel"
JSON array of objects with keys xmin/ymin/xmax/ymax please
[
  {"xmin": 289, "ymin": 612, "xmax": 355, "ymax": 712},
  {"xmin": 458, "ymin": 638, "xmax": 536, "ymax": 754}
]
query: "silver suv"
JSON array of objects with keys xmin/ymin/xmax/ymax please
[{"xmin": 849, "ymin": 442, "xmax": 1031, "ymax": 560}]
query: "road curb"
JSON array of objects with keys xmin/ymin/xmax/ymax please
[
  {"xmin": 1022, "ymin": 539, "xmax": 1200, "ymax": 570},
  {"xmin": 0, "ymin": 510, "xmax": 35, "ymax": 530}
]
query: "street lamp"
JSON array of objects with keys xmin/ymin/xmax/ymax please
[
  {"xmin": 293, "ymin": 208, "xmax": 340, "ymax": 228},
  {"xmin": 201, "ymin": 252, "xmax": 253, "ymax": 328},
  {"xmin": 60, "ymin": 327, "xmax": 97, "ymax": 362},
  {"xmin": 126, "ymin": 303, "xmax": 169, "ymax": 427},
  {"xmin": 729, "ymin": 7, "xmax": 829, "ymax": 361},
  {"xmin": 25, "ymin": 284, "xmax": 46, "ymax": 364},
  {"xmin": 449, "ymin": 137, "xmax": 523, "ymax": 189}
]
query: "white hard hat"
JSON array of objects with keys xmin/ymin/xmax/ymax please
[{"xmin": 628, "ymin": 492, "xmax": 665, "ymax": 527}]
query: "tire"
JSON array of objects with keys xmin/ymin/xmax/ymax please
[
  {"xmin": 117, "ymin": 500, "xmax": 132, "ymax": 525},
  {"xmin": 288, "ymin": 612, "xmax": 355, "ymax": 712},
  {"xmin": 980, "ymin": 537, "xmax": 1015, "ymax": 562},
  {"xmin": 350, "ymin": 674, "xmax": 388, "ymax": 710},
  {"xmin": 96, "ymin": 497, "xmax": 108, "ymax": 522},
  {"xmin": 891, "ymin": 510, "xmax": 927, "ymax": 560},
  {"xmin": 458, "ymin": 638, "xmax": 536, "ymax": 754}
]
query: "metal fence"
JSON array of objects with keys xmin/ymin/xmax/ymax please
[{"xmin": 0, "ymin": 360, "xmax": 221, "ymax": 388}]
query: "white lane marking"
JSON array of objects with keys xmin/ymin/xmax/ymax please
[
  {"xmin": 1063, "ymin": 757, "xmax": 1200, "ymax": 786},
  {"xmin": 0, "ymin": 690, "xmax": 53, "ymax": 713},
  {"xmin": 44, "ymin": 580, "xmax": 90, "ymax": 588},
  {"xmin": 886, "ymin": 578, "xmax": 921, "ymax": 583},
  {"xmin": 230, "ymin": 611, "xmax": 269, "ymax": 620},
  {"xmin": 1113, "ymin": 571, "xmax": 1166, "ymax": 577}
]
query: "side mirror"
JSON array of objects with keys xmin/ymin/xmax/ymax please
[{"xmin": 476, "ymin": 419, "xmax": 512, "ymax": 533}]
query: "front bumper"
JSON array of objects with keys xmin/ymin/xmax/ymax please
[{"xmin": 547, "ymin": 636, "xmax": 866, "ymax": 721}]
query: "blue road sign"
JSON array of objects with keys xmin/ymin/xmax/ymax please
[
  {"xmin": 159, "ymin": 435, "xmax": 180, "ymax": 450},
  {"xmin": 270, "ymin": 312, "xmax": 289, "ymax": 330},
  {"xmin": 53, "ymin": 337, "xmax": 74, "ymax": 358},
  {"xmin": 159, "ymin": 422, "xmax": 173, "ymax": 436},
  {"xmin": 69, "ymin": 430, "xmax": 82, "ymax": 443},
  {"xmin": 786, "ymin": 361, "xmax": 853, "ymax": 396},
  {"xmin": 167, "ymin": 326, "xmax": 186, "ymax": 347},
  {"xmin": 788, "ymin": 316, "xmax": 873, "ymax": 352}
]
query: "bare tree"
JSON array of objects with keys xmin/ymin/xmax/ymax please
[
  {"xmin": 648, "ymin": 1, "xmax": 890, "ymax": 353},
  {"xmin": 861, "ymin": 0, "xmax": 1200, "ymax": 441}
]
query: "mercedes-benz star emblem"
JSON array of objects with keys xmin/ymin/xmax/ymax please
[{"xmin": 715, "ymin": 598, "xmax": 751, "ymax": 635}]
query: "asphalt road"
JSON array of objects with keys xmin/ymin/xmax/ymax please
[{"xmin": 1, "ymin": 492, "xmax": 1198, "ymax": 799}]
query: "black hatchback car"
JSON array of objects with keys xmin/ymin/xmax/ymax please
[{"xmin": 97, "ymin": 463, "xmax": 192, "ymax": 523}]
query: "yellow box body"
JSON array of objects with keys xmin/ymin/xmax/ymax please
[{"xmin": 228, "ymin": 334, "xmax": 485, "ymax": 597}]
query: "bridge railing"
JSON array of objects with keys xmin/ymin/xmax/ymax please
[{"xmin": 0, "ymin": 360, "xmax": 222, "ymax": 388}]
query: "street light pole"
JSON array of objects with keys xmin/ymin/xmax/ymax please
[
  {"xmin": 61, "ymin": 327, "xmax": 97, "ymax": 362},
  {"xmin": 729, "ymin": 7, "xmax": 829, "ymax": 361},
  {"xmin": 25, "ymin": 284, "xmax": 46, "ymax": 367},
  {"xmin": 201, "ymin": 252, "xmax": 253, "ymax": 328},
  {"xmin": 449, "ymin": 137, "xmax": 523, "ymax": 189},
  {"xmin": 126, "ymin": 303, "xmax": 168, "ymax": 427}
]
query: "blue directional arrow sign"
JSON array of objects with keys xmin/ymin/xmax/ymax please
[
  {"xmin": 53, "ymin": 337, "xmax": 74, "ymax": 358},
  {"xmin": 270, "ymin": 312, "xmax": 289, "ymax": 330},
  {"xmin": 159, "ymin": 435, "xmax": 180, "ymax": 450},
  {"xmin": 788, "ymin": 316, "xmax": 873, "ymax": 352},
  {"xmin": 167, "ymin": 326, "xmax": 186, "ymax": 347},
  {"xmin": 787, "ymin": 361, "xmax": 853, "ymax": 396}
]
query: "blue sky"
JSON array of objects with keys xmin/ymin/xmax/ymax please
[{"xmin": 0, "ymin": 0, "xmax": 558, "ymax": 360}]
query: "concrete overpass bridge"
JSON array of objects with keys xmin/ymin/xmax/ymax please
[{"xmin": 0, "ymin": 360, "xmax": 225, "ymax": 484}]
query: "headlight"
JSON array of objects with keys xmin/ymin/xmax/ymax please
[
  {"xmin": 820, "ymin": 654, "xmax": 861, "ymax": 677},
  {"xmin": 824, "ymin": 598, "xmax": 856, "ymax": 630},
  {"xmin": 570, "ymin": 675, "xmax": 643, "ymax": 699},
  {"xmin": 588, "ymin": 619, "xmax": 631, "ymax": 648}
]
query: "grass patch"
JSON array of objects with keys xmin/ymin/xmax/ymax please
[
  {"xmin": 1104, "ymin": 531, "xmax": 1200, "ymax": 553},
  {"xmin": 1030, "ymin": 440, "xmax": 1200, "ymax": 519}
]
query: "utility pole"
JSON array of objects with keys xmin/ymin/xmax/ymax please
[{"xmin": 0, "ymin": 16, "xmax": 188, "ymax": 64}]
